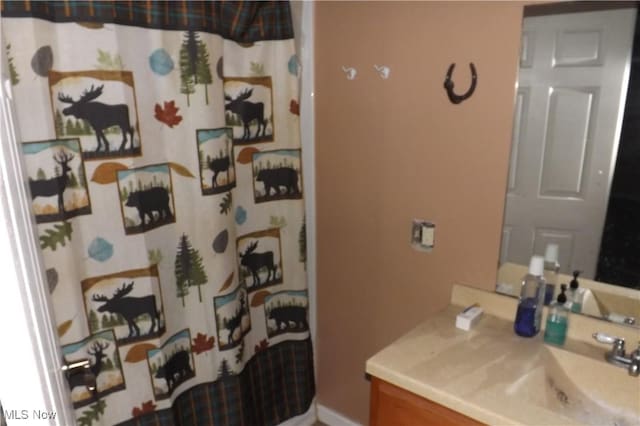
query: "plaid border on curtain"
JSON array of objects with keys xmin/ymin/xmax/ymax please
[
  {"xmin": 116, "ymin": 338, "xmax": 315, "ymax": 426},
  {"xmin": 0, "ymin": 0, "xmax": 294, "ymax": 42}
]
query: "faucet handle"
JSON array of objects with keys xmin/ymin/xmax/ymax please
[
  {"xmin": 631, "ymin": 342, "xmax": 640, "ymax": 377},
  {"xmin": 593, "ymin": 332, "xmax": 624, "ymax": 346},
  {"xmin": 593, "ymin": 332, "xmax": 626, "ymax": 353}
]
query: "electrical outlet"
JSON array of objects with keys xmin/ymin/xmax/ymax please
[{"xmin": 411, "ymin": 220, "xmax": 435, "ymax": 252}]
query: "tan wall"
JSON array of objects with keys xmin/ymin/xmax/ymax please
[{"xmin": 314, "ymin": 2, "xmax": 524, "ymax": 423}]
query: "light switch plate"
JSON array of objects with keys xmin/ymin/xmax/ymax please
[{"xmin": 411, "ymin": 219, "xmax": 435, "ymax": 252}]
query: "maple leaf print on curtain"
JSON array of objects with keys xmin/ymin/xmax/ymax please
[{"xmin": 154, "ymin": 101, "xmax": 183, "ymax": 128}]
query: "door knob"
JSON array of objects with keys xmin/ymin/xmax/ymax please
[{"xmin": 62, "ymin": 358, "xmax": 97, "ymax": 393}]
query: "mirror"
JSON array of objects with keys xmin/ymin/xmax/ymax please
[{"xmin": 497, "ymin": 2, "xmax": 640, "ymax": 327}]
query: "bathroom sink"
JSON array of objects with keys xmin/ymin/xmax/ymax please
[
  {"xmin": 581, "ymin": 288, "xmax": 639, "ymax": 325},
  {"xmin": 506, "ymin": 345, "xmax": 640, "ymax": 426}
]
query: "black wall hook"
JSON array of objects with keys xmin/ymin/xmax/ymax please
[{"xmin": 443, "ymin": 62, "xmax": 477, "ymax": 104}]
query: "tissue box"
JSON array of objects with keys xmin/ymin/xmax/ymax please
[{"xmin": 456, "ymin": 305, "xmax": 483, "ymax": 331}]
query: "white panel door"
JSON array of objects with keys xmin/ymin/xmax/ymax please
[{"xmin": 504, "ymin": 8, "xmax": 636, "ymax": 278}]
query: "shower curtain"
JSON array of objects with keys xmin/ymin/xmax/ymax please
[{"xmin": 1, "ymin": 1, "xmax": 314, "ymax": 425}]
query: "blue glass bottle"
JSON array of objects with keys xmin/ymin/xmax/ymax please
[{"xmin": 514, "ymin": 255, "xmax": 546, "ymax": 337}]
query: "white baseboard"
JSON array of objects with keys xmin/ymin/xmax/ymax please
[
  {"xmin": 317, "ymin": 404, "xmax": 362, "ymax": 426},
  {"xmin": 279, "ymin": 400, "xmax": 317, "ymax": 426}
]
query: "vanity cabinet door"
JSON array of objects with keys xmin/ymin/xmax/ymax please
[{"xmin": 369, "ymin": 377, "xmax": 485, "ymax": 426}]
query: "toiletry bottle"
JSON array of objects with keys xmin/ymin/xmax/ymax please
[
  {"xmin": 544, "ymin": 284, "xmax": 569, "ymax": 346},
  {"xmin": 543, "ymin": 243, "xmax": 560, "ymax": 305},
  {"xmin": 567, "ymin": 270, "xmax": 583, "ymax": 314},
  {"xmin": 514, "ymin": 255, "xmax": 546, "ymax": 337}
]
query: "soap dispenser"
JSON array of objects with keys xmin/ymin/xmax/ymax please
[
  {"xmin": 543, "ymin": 243, "xmax": 560, "ymax": 305},
  {"xmin": 544, "ymin": 284, "xmax": 569, "ymax": 346},
  {"xmin": 567, "ymin": 270, "xmax": 583, "ymax": 314},
  {"xmin": 514, "ymin": 255, "xmax": 546, "ymax": 337}
]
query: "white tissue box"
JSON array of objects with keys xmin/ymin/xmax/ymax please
[{"xmin": 456, "ymin": 305, "xmax": 483, "ymax": 331}]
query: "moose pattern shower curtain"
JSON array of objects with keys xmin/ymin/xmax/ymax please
[{"xmin": 1, "ymin": 2, "xmax": 314, "ymax": 425}]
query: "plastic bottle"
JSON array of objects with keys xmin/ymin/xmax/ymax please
[
  {"xmin": 543, "ymin": 244, "xmax": 560, "ymax": 305},
  {"xmin": 514, "ymin": 255, "xmax": 546, "ymax": 337},
  {"xmin": 567, "ymin": 270, "xmax": 583, "ymax": 314},
  {"xmin": 544, "ymin": 284, "xmax": 569, "ymax": 346}
]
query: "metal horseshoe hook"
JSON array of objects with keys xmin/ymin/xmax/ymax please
[{"xmin": 443, "ymin": 62, "xmax": 477, "ymax": 104}]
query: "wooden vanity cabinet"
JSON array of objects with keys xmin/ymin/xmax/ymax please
[{"xmin": 369, "ymin": 377, "xmax": 485, "ymax": 426}]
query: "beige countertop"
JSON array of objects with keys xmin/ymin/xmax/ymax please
[{"xmin": 365, "ymin": 285, "xmax": 640, "ymax": 426}]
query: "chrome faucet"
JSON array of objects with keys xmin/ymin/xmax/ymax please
[{"xmin": 593, "ymin": 332, "xmax": 640, "ymax": 377}]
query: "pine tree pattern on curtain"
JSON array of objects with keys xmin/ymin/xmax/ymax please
[{"xmin": 1, "ymin": 2, "xmax": 313, "ymax": 425}]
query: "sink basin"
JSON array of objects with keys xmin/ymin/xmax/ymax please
[{"xmin": 506, "ymin": 345, "xmax": 640, "ymax": 426}]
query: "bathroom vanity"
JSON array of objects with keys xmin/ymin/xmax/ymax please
[
  {"xmin": 366, "ymin": 285, "xmax": 640, "ymax": 425},
  {"xmin": 370, "ymin": 376, "xmax": 482, "ymax": 426}
]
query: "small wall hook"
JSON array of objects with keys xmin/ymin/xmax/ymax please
[
  {"xmin": 342, "ymin": 66, "xmax": 357, "ymax": 80},
  {"xmin": 443, "ymin": 62, "xmax": 477, "ymax": 104},
  {"xmin": 373, "ymin": 65, "xmax": 390, "ymax": 79}
]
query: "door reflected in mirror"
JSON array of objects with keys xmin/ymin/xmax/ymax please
[{"xmin": 498, "ymin": 2, "xmax": 640, "ymax": 327}]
